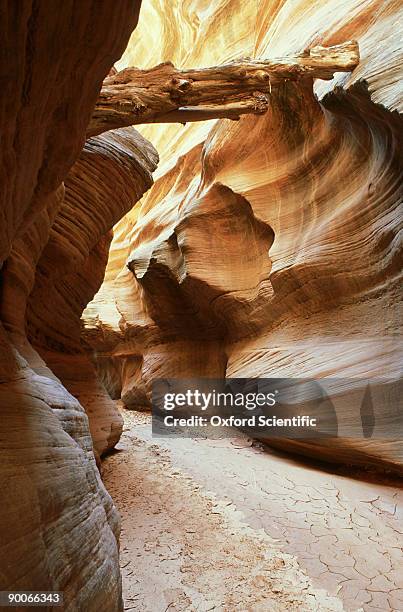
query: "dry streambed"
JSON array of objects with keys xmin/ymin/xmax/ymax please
[{"xmin": 103, "ymin": 409, "xmax": 402, "ymax": 612}]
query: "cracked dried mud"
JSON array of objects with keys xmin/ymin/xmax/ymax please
[{"xmin": 103, "ymin": 408, "xmax": 403, "ymax": 612}]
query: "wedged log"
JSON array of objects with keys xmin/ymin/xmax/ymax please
[{"xmin": 88, "ymin": 41, "xmax": 359, "ymax": 136}]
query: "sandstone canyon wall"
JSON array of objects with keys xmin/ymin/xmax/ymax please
[
  {"xmin": 0, "ymin": 0, "xmax": 402, "ymax": 610},
  {"xmin": 84, "ymin": 0, "xmax": 402, "ymax": 474},
  {"xmin": 0, "ymin": 2, "xmax": 158, "ymax": 609}
]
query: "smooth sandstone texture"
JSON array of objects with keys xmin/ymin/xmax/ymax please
[
  {"xmin": 84, "ymin": 0, "xmax": 402, "ymax": 474},
  {"xmin": 0, "ymin": 0, "xmax": 401, "ymax": 607},
  {"xmin": 0, "ymin": 2, "xmax": 155, "ymax": 610},
  {"xmin": 26, "ymin": 129, "xmax": 158, "ymax": 459}
]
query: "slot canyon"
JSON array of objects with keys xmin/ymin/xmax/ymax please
[{"xmin": 0, "ymin": 1, "xmax": 402, "ymax": 611}]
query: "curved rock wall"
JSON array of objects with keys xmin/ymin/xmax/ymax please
[
  {"xmin": 86, "ymin": 0, "xmax": 402, "ymax": 473},
  {"xmin": 0, "ymin": 0, "xmax": 401, "ymax": 607},
  {"xmin": 0, "ymin": 2, "xmax": 155, "ymax": 609},
  {"xmin": 25, "ymin": 129, "xmax": 157, "ymax": 460}
]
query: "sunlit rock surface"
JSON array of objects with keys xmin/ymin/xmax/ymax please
[
  {"xmin": 85, "ymin": 0, "xmax": 403, "ymax": 473},
  {"xmin": 0, "ymin": 0, "xmax": 401, "ymax": 608}
]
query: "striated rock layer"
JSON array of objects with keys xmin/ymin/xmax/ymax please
[
  {"xmin": 85, "ymin": 0, "xmax": 403, "ymax": 474},
  {"xmin": 0, "ymin": 2, "xmax": 160, "ymax": 609},
  {"xmin": 25, "ymin": 128, "xmax": 157, "ymax": 460},
  {"xmin": 1, "ymin": 0, "xmax": 401, "ymax": 606}
]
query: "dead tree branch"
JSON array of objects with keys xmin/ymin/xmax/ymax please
[{"xmin": 88, "ymin": 41, "xmax": 359, "ymax": 137}]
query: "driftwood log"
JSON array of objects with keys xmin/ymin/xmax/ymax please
[{"xmin": 88, "ymin": 41, "xmax": 359, "ymax": 137}]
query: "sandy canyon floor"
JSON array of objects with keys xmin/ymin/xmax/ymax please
[{"xmin": 102, "ymin": 407, "xmax": 402, "ymax": 612}]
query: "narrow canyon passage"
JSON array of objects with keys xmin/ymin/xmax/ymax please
[
  {"xmin": 103, "ymin": 408, "xmax": 403, "ymax": 612},
  {"xmin": 1, "ymin": 1, "xmax": 402, "ymax": 610}
]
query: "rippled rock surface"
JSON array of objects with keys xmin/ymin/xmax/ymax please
[
  {"xmin": 85, "ymin": 0, "xmax": 402, "ymax": 474},
  {"xmin": 0, "ymin": 2, "xmax": 155, "ymax": 609}
]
